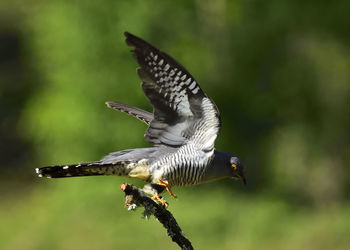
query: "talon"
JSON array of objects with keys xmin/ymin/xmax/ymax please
[
  {"xmin": 151, "ymin": 193, "xmax": 168, "ymax": 208},
  {"xmin": 158, "ymin": 179, "xmax": 177, "ymax": 199}
]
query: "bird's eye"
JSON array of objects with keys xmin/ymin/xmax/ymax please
[{"xmin": 231, "ymin": 164, "xmax": 237, "ymax": 171}]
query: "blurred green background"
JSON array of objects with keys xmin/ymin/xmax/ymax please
[{"xmin": 1, "ymin": 0, "xmax": 350, "ymax": 249}]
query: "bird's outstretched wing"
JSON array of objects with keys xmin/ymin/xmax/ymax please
[{"xmin": 125, "ymin": 32, "xmax": 221, "ymax": 151}]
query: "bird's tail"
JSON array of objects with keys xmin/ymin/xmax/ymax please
[{"xmin": 36, "ymin": 161, "xmax": 133, "ymax": 178}]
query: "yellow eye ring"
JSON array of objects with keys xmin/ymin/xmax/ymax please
[{"xmin": 231, "ymin": 164, "xmax": 237, "ymax": 170}]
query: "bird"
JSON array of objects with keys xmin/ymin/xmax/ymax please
[{"xmin": 36, "ymin": 32, "xmax": 246, "ymax": 206}]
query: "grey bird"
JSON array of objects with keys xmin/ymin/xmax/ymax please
[{"xmin": 36, "ymin": 32, "xmax": 246, "ymax": 204}]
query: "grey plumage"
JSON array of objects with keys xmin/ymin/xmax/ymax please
[
  {"xmin": 36, "ymin": 32, "xmax": 246, "ymax": 198},
  {"xmin": 106, "ymin": 101, "xmax": 153, "ymax": 125}
]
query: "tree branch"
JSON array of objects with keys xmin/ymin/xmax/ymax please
[{"xmin": 120, "ymin": 183, "xmax": 194, "ymax": 250}]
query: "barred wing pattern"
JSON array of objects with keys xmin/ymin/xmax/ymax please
[
  {"xmin": 125, "ymin": 32, "xmax": 221, "ymax": 151},
  {"xmin": 106, "ymin": 101, "xmax": 153, "ymax": 125}
]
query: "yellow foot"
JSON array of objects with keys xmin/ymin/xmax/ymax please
[
  {"xmin": 158, "ymin": 179, "xmax": 178, "ymax": 199},
  {"xmin": 151, "ymin": 193, "xmax": 168, "ymax": 208}
]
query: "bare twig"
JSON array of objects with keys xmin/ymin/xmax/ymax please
[{"xmin": 120, "ymin": 183, "xmax": 194, "ymax": 250}]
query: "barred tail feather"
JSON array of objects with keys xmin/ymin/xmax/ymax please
[{"xmin": 36, "ymin": 161, "xmax": 131, "ymax": 178}]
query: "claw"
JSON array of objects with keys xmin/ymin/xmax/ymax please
[
  {"xmin": 158, "ymin": 179, "xmax": 177, "ymax": 199},
  {"xmin": 151, "ymin": 193, "xmax": 168, "ymax": 208}
]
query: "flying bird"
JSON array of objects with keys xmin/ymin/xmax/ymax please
[{"xmin": 36, "ymin": 32, "xmax": 246, "ymax": 206}]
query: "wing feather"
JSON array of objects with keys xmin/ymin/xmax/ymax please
[
  {"xmin": 124, "ymin": 32, "xmax": 221, "ymax": 151},
  {"xmin": 106, "ymin": 101, "xmax": 153, "ymax": 125}
]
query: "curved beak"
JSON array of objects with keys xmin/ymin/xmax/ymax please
[
  {"xmin": 242, "ymin": 175, "xmax": 247, "ymax": 185},
  {"xmin": 235, "ymin": 172, "xmax": 246, "ymax": 185}
]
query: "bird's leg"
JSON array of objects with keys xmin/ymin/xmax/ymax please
[
  {"xmin": 142, "ymin": 184, "xmax": 168, "ymax": 208},
  {"xmin": 151, "ymin": 193, "xmax": 168, "ymax": 208},
  {"xmin": 158, "ymin": 179, "xmax": 177, "ymax": 199}
]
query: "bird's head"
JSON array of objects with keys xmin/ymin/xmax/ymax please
[{"xmin": 229, "ymin": 155, "xmax": 246, "ymax": 185}]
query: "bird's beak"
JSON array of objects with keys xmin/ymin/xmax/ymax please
[
  {"xmin": 236, "ymin": 173, "xmax": 247, "ymax": 185},
  {"xmin": 242, "ymin": 175, "xmax": 247, "ymax": 185}
]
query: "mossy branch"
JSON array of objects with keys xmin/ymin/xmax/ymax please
[{"xmin": 120, "ymin": 183, "xmax": 194, "ymax": 250}]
